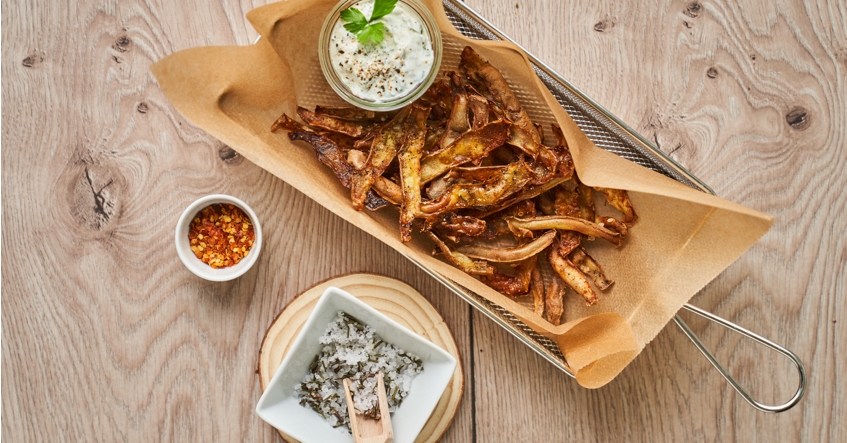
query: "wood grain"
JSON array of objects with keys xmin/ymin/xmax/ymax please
[{"xmin": 1, "ymin": 0, "xmax": 844, "ymax": 442}]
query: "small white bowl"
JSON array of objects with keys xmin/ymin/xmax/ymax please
[
  {"xmin": 256, "ymin": 287, "xmax": 457, "ymax": 443},
  {"xmin": 174, "ymin": 194, "xmax": 262, "ymax": 281}
]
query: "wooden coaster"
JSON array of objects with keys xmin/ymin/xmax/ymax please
[{"xmin": 258, "ymin": 273, "xmax": 464, "ymax": 443}]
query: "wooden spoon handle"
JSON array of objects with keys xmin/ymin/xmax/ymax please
[
  {"xmin": 341, "ymin": 378, "xmax": 362, "ymax": 440},
  {"xmin": 375, "ymin": 372, "xmax": 394, "ymax": 443},
  {"xmin": 343, "ymin": 373, "xmax": 394, "ymax": 443}
]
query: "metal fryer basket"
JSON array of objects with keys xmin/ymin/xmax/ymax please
[{"xmin": 409, "ymin": 0, "xmax": 806, "ymax": 413}]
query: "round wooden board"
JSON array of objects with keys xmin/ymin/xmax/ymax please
[{"xmin": 258, "ymin": 274, "xmax": 464, "ymax": 443}]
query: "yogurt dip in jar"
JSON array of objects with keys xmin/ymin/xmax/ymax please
[{"xmin": 319, "ymin": 0, "xmax": 443, "ymax": 111}]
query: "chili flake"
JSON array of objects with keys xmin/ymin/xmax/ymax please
[{"xmin": 188, "ymin": 203, "xmax": 255, "ymax": 268}]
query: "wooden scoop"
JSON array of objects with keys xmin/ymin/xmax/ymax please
[{"xmin": 342, "ymin": 372, "xmax": 394, "ymax": 443}]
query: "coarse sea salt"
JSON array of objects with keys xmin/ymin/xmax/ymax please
[{"xmin": 294, "ymin": 311, "xmax": 424, "ymax": 434}]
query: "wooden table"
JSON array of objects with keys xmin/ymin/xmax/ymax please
[{"xmin": 2, "ymin": 0, "xmax": 844, "ymax": 441}]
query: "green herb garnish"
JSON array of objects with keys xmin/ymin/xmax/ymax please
[{"xmin": 340, "ymin": 0, "xmax": 398, "ymax": 46}]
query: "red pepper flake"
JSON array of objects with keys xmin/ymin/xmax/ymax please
[{"xmin": 188, "ymin": 203, "xmax": 255, "ymax": 269}]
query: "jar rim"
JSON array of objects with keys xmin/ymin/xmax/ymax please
[{"xmin": 318, "ymin": 0, "xmax": 443, "ymax": 111}]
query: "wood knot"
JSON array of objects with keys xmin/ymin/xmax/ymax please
[
  {"xmin": 218, "ymin": 145, "xmax": 243, "ymax": 165},
  {"xmin": 71, "ymin": 166, "xmax": 119, "ymax": 230},
  {"xmin": 594, "ymin": 19, "xmax": 612, "ymax": 32},
  {"xmin": 22, "ymin": 53, "xmax": 44, "ymax": 68},
  {"xmin": 137, "ymin": 103, "xmax": 149, "ymax": 114},
  {"xmin": 684, "ymin": 1, "xmax": 701, "ymax": 18},
  {"xmin": 706, "ymin": 67, "xmax": 718, "ymax": 78},
  {"xmin": 113, "ymin": 36, "xmax": 132, "ymax": 53},
  {"xmin": 836, "ymin": 48, "xmax": 847, "ymax": 67},
  {"xmin": 785, "ymin": 107, "xmax": 810, "ymax": 130}
]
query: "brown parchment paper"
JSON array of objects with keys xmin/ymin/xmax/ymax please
[{"xmin": 151, "ymin": 0, "xmax": 772, "ymax": 388}]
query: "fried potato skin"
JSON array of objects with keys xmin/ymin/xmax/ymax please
[
  {"xmin": 471, "ymin": 148, "xmax": 573, "ymax": 219},
  {"xmin": 289, "ymin": 131, "xmax": 356, "ymax": 187},
  {"xmin": 439, "ymin": 71, "xmax": 470, "ymax": 150},
  {"xmin": 289, "ymin": 131, "xmax": 390, "ymax": 211},
  {"xmin": 553, "ymin": 230, "xmax": 582, "ymax": 257},
  {"xmin": 297, "ymin": 107, "xmax": 370, "ymax": 138},
  {"xmin": 420, "ymin": 120, "xmax": 511, "ymax": 184},
  {"xmin": 596, "ymin": 215, "xmax": 628, "ymax": 237},
  {"xmin": 271, "ymin": 113, "xmax": 310, "ymax": 133},
  {"xmin": 506, "ymin": 126, "xmax": 540, "ymax": 156},
  {"xmin": 550, "ymin": 186, "xmax": 584, "ymax": 256},
  {"xmin": 474, "ymin": 176, "xmax": 569, "ymax": 219},
  {"xmin": 427, "ymin": 232, "xmax": 494, "ymax": 275},
  {"xmin": 425, "ymin": 213, "xmax": 487, "ymax": 238},
  {"xmin": 421, "ymin": 161, "xmax": 534, "ymax": 215},
  {"xmin": 576, "ymin": 181, "xmax": 595, "ymax": 221},
  {"xmin": 479, "ymin": 256, "xmax": 536, "ymax": 297},
  {"xmin": 479, "ymin": 200, "xmax": 536, "ymax": 239},
  {"xmin": 553, "ymin": 186, "xmax": 581, "ymax": 218},
  {"xmin": 460, "ymin": 46, "xmax": 541, "ymax": 145},
  {"xmin": 570, "ymin": 247, "xmax": 613, "ymax": 290},
  {"xmin": 348, "ymin": 150, "xmax": 403, "ymax": 205},
  {"xmin": 596, "ymin": 187, "xmax": 638, "ymax": 226},
  {"xmin": 350, "ymin": 108, "xmax": 410, "ymax": 210},
  {"xmin": 372, "ymin": 178, "xmax": 402, "ymax": 205},
  {"xmin": 457, "ymin": 230, "xmax": 556, "ymax": 263},
  {"xmin": 551, "ymin": 124, "xmax": 568, "ymax": 150},
  {"xmin": 398, "ymin": 105, "xmax": 430, "ymax": 242},
  {"xmin": 507, "ymin": 215, "xmax": 623, "ymax": 247},
  {"xmin": 548, "ymin": 248, "xmax": 598, "ymax": 306},
  {"xmin": 467, "ymin": 94, "xmax": 489, "ymax": 130},
  {"xmin": 272, "ymin": 113, "xmax": 358, "ymax": 149},
  {"xmin": 530, "ymin": 267, "xmax": 546, "ymax": 317},
  {"xmin": 544, "ymin": 277, "xmax": 566, "ymax": 325}
]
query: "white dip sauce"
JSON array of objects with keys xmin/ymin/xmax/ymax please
[{"xmin": 329, "ymin": 0, "xmax": 434, "ymax": 103}]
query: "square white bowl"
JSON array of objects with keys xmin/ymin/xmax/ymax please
[{"xmin": 255, "ymin": 286, "xmax": 457, "ymax": 443}]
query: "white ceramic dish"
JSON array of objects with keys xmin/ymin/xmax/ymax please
[
  {"xmin": 255, "ymin": 286, "xmax": 457, "ymax": 443},
  {"xmin": 174, "ymin": 194, "xmax": 262, "ymax": 281}
]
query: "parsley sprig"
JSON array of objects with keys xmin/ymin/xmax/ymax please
[{"xmin": 340, "ymin": 0, "xmax": 398, "ymax": 46}]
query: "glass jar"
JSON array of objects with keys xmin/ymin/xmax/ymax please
[{"xmin": 318, "ymin": 0, "xmax": 443, "ymax": 111}]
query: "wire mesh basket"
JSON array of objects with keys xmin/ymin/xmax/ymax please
[{"xmin": 407, "ymin": 0, "xmax": 806, "ymax": 413}]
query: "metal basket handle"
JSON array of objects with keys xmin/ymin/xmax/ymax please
[{"xmin": 674, "ymin": 304, "xmax": 806, "ymax": 413}]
